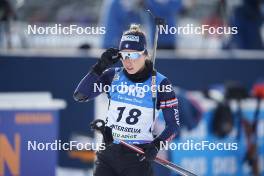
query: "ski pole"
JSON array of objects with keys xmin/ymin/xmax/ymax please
[{"xmin": 119, "ymin": 140, "xmax": 197, "ymax": 176}]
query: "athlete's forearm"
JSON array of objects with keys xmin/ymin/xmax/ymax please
[
  {"xmin": 155, "ymin": 79, "xmax": 179, "ymax": 143},
  {"xmin": 73, "ymin": 71, "xmax": 102, "ymax": 102},
  {"xmin": 155, "ymin": 106, "xmax": 180, "ymax": 144},
  {"xmin": 74, "ymin": 68, "xmax": 115, "ymax": 102}
]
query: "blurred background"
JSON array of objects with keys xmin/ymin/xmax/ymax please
[{"xmin": 0, "ymin": 0, "xmax": 264, "ymax": 176}]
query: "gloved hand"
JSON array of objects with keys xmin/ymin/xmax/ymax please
[
  {"xmin": 138, "ymin": 140, "xmax": 160, "ymax": 162},
  {"xmin": 90, "ymin": 119, "xmax": 114, "ymax": 146},
  {"xmin": 92, "ymin": 48, "xmax": 120, "ymax": 75}
]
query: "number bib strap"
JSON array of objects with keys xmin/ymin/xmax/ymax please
[{"xmin": 105, "ymin": 68, "xmax": 165, "ymax": 143}]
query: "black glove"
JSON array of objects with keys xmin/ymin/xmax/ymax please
[
  {"xmin": 90, "ymin": 119, "xmax": 113, "ymax": 146},
  {"xmin": 138, "ymin": 139, "xmax": 161, "ymax": 161},
  {"xmin": 92, "ymin": 48, "xmax": 120, "ymax": 75}
]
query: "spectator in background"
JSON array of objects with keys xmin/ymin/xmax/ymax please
[
  {"xmin": 100, "ymin": 0, "xmax": 186, "ymax": 50},
  {"xmin": 0, "ymin": 0, "xmax": 15, "ymax": 21},
  {"xmin": 225, "ymin": 0, "xmax": 263, "ymax": 50},
  {"xmin": 144, "ymin": 0, "xmax": 183, "ymax": 49},
  {"xmin": 100, "ymin": 0, "xmax": 144, "ymax": 49},
  {"xmin": 0, "ymin": 0, "xmax": 16, "ymax": 48}
]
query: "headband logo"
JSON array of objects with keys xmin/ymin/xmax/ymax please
[{"xmin": 121, "ymin": 35, "xmax": 139, "ymax": 42}]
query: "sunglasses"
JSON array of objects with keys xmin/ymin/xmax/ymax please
[{"xmin": 119, "ymin": 50, "xmax": 145, "ymax": 60}]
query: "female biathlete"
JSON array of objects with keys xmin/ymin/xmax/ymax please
[{"xmin": 74, "ymin": 24, "xmax": 180, "ymax": 176}]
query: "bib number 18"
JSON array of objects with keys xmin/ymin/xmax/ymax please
[{"xmin": 116, "ymin": 107, "xmax": 141, "ymax": 125}]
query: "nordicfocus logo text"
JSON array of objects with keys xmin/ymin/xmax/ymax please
[
  {"xmin": 27, "ymin": 140, "xmax": 106, "ymax": 151},
  {"xmin": 93, "ymin": 82, "xmax": 172, "ymax": 98},
  {"xmin": 159, "ymin": 140, "xmax": 238, "ymax": 151},
  {"xmin": 160, "ymin": 24, "xmax": 238, "ymax": 35},
  {"xmin": 27, "ymin": 24, "xmax": 106, "ymax": 35}
]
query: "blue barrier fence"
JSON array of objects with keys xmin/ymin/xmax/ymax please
[{"xmin": 0, "ymin": 55, "xmax": 264, "ymax": 175}]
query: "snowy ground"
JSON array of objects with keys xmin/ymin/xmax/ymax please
[{"xmin": 56, "ymin": 167, "xmax": 93, "ymax": 176}]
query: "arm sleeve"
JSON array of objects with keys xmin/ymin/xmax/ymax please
[
  {"xmin": 154, "ymin": 78, "xmax": 180, "ymax": 144},
  {"xmin": 73, "ymin": 68, "xmax": 115, "ymax": 102}
]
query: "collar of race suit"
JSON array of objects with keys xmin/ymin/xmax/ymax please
[{"xmin": 123, "ymin": 59, "xmax": 153, "ymax": 83}]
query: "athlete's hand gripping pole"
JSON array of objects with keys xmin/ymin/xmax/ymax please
[
  {"xmin": 90, "ymin": 119, "xmax": 197, "ymax": 176},
  {"xmin": 90, "ymin": 119, "xmax": 113, "ymax": 146},
  {"xmin": 119, "ymin": 140, "xmax": 197, "ymax": 176}
]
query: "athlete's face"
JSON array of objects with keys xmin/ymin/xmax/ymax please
[{"xmin": 120, "ymin": 50, "xmax": 146, "ymax": 74}]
